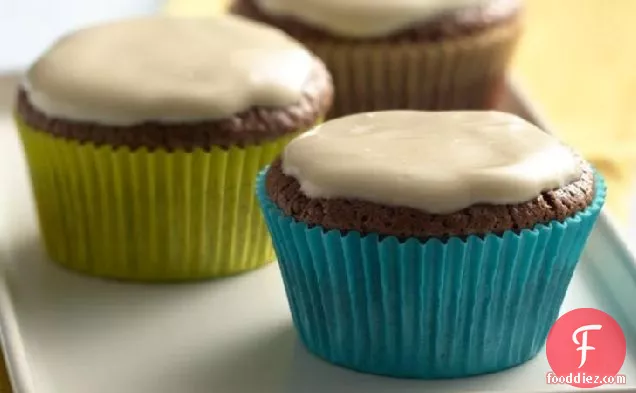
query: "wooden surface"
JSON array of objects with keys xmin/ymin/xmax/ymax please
[
  {"xmin": 513, "ymin": 0, "xmax": 636, "ymax": 225},
  {"xmin": 1, "ymin": 0, "xmax": 634, "ymax": 391}
]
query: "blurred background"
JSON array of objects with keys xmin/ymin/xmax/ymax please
[{"xmin": 513, "ymin": 0, "xmax": 636, "ymax": 230}]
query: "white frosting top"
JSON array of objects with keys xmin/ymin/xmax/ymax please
[
  {"xmin": 23, "ymin": 15, "xmax": 314, "ymax": 125},
  {"xmin": 254, "ymin": 0, "xmax": 492, "ymax": 38},
  {"xmin": 282, "ymin": 111, "xmax": 581, "ymax": 214}
]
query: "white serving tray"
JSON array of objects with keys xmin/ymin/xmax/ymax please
[{"xmin": 0, "ymin": 73, "xmax": 635, "ymax": 393}]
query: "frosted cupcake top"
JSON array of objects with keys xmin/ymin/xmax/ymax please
[
  {"xmin": 23, "ymin": 15, "xmax": 314, "ymax": 125},
  {"xmin": 282, "ymin": 111, "xmax": 581, "ymax": 214},
  {"xmin": 253, "ymin": 0, "xmax": 502, "ymax": 38}
]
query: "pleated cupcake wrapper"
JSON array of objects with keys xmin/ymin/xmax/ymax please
[
  {"xmin": 17, "ymin": 118, "xmax": 301, "ymax": 281},
  {"xmin": 257, "ymin": 170, "xmax": 606, "ymax": 379},
  {"xmin": 303, "ymin": 20, "xmax": 521, "ymax": 118}
]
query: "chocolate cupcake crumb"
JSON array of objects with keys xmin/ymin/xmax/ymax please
[
  {"xmin": 16, "ymin": 58, "xmax": 333, "ymax": 152},
  {"xmin": 265, "ymin": 158, "xmax": 596, "ymax": 240}
]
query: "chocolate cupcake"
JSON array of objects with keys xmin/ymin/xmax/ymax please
[
  {"xmin": 231, "ymin": 0, "xmax": 522, "ymax": 118},
  {"xmin": 257, "ymin": 111, "xmax": 606, "ymax": 378},
  {"xmin": 15, "ymin": 15, "xmax": 332, "ymax": 281}
]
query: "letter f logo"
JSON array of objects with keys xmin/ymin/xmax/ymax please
[{"xmin": 573, "ymin": 324, "xmax": 602, "ymax": 368}]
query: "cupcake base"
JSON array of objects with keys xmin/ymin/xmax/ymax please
[
  {"xmin": 17, "ymin": 119, "xmax": 299, "ymax": 281},
  {"xmin": 299, "ymin": 21, "xmax": 520, "ymax": 118},
  {"xmin": 257, "ymin": 169, "xmax": 606, "ymax": 378}
]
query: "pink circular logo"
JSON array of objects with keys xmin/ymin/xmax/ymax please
[{"xmin": 546, "ymin": 308, "xmax": 626, "ymax": 388}]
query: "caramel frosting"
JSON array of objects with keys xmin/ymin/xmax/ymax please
[
  {"xmin": 253, "ymin": 0, "xmax": 497, "ymax": 38},
  {"xmin": 282, "ymin": 111, "xmax": 582, "ymax": 214},
  {"xmin": 23, "ymin": 15, "xmax": 314, "ymax": 125}
]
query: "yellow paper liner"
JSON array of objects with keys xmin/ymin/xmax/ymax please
[
  {"xmin": 17, "ymin": 118, "xmax": 301, "ymax": 281},
  {"xmin": 302, "ymin": 20, "xmax": 521, "ymax": 118}
]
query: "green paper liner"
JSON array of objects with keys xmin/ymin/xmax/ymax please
[
  {"xmin": 301, "ymin": 21, "xmax": 521, "ymax": 118},
  {"xmin": 17, "ymin": 118, "xmax": 300, "ymax": 281}
]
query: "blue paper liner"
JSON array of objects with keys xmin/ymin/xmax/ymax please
[{"xmin": 257, "ymin": 170, "xmax": 606, "ymax": 379}]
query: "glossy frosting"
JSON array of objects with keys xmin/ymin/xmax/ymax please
[
  {"xmin": 254, "ymin": 0, "xmax": 493, "ymax": 37},
  {"xmin": 23, "ymin": 15, "xmax": 314, "ymax": 125},
  {"xmin": 282, "ymin": 111, "xmax": 581, "ymax": 214}
]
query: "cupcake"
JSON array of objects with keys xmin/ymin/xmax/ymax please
[
  {"xmin": 15, "ymin": 15, "xmax": 333, "ymax": 281},
  {"xmin": 257, "ymin": 111, "xmax": 606, "ymax": 378},
  {"xmin": 231, "ymin": 0, "xmax": 522, "ymax": 118}
]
